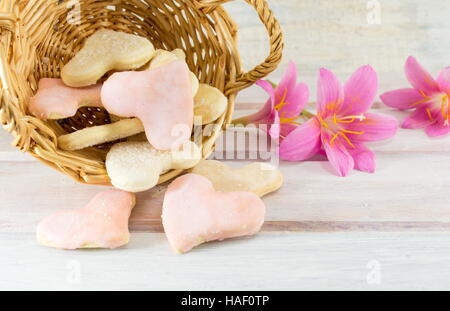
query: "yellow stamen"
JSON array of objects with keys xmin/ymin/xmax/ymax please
[
  {"xmin": 317, "ymin": 115, "xmax": 329, "ymax": 129},
  {"xmin": 411, "ymin": 89, "xmax": 430, "ymax": 107},
  {"xmin": 280, "ymin": 116, "xmax": 303, "ymax": 126},
  {"xmin": 426, "ymin": 108, "xmax": 434, "ymax": 121},
  {"xmin": 441, "ymin": 94, "xmax": 449, "ymax": 120},
  {"xmin": 323, "ymin": 114, "xmax": 365, "ymax": 149},
  {"xmin": 339, "ymin": 132, "xmax": 355, "ymax": 148},
  {"xmin": 341, "ymin": 129, "xmax": 365, "ymax": 135},
  {"xmin": 274, "ymin": 90, "xmax": 306, "ymax": 127},
  {"xmin": 330, "ymin": 134, "xmax": 339, "ymax": 145},
  {"xmin": 274, "ymin": 101, "xmax": 288, "ymax": 111},
  {"xmin": 274, "ymin": 89, "xmax": 289, "ymax": 111},
  {"xmin": 330, "ymin": 114, "xmax": 366, "ymax": 124}
]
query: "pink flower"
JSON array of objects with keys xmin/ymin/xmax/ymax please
[
  {"xmin": 381, "ymin": 56, "xmax": 450, "ymax": 137},
  {"xmin": 280, "ymin": 66, "xmax": 398, "ymax": 177},
  {"xmin": 233, "ymin": 61, "xmax": 309, "ymax": 139}
]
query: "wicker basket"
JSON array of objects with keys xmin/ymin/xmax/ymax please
[{"xmin": 0, "ymin": 0, "xmax": 283, "ymax": 186}]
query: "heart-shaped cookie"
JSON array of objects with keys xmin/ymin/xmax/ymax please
[
  {"xmin": 37, "ymin": 190, "xmax": 136, "ymax": 250},
  {"xmin": 145, "ymin": 49, "xmax": 199, "ymax": 95},
  {"xmin": 106, "ymin": 141, "xmax": 201, "ymax": 193},
  {"xmin": 194, "ymin": 84, "xmax": 228, "ymax": 124},
  {"xmin": 162, "ymin": 174, "xmax": 266, "ymax": 253},
  {"xmin": 62, "ymin": 30, "xmax": 155, "ymax": 87},
  {"xmin": 191, "ymin": 160, "xmax": 283, "ymax": 197},
  {"xmin": 28, "ymin": 78, "xmax": 102, "ymax": 120},
  {"xmin": 102, "ymin": 61, "xmax": 194, "ymax": 150},
  {"xmin": 146, "ymin": 49, "xmax": 185, "ymax": 70}
]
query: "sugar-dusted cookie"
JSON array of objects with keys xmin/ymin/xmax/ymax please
[
  {"xmin": 190, "ymin": 72, "xmax": 200, "ymax": 96},
  {"xmin": 102, "ymin": 61, "xmax": 194, "ymax": 151},
  {"xmin": 194, "ymin": 84, "xmax": 227, "ymax": 125},
  {"xmin": 162, "ymin": 174, "xmax": 266, "ymax": 253},
  {"xmin": 58, "ymin": 118, "xmax": 145, "ymax": 151},
  {"xmin": 28, "ymin": 78, "xmax": 102, "ymax": 120},
  {"xmin": 37, "ymin": 190, "xmax": 136, "ymax": 250},
  {"xmin": 146, "ymin": 49, "xmax": 185, "ymax": 70},
  {"xmin": 106, "ymin": 141, "xmax": 201, "ymax": 192},
  {"xmin": 191, "ymin": 160, "xmax": 283, "ymax": 197},
  {"xmin": 62, "ymin": 30, "xmax": 155, "ymax": 87}
]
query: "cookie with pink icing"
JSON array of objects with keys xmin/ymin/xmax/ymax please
[
  {"xmin": 28, "ymin": 78, "xmax": 102, "ymax": 120},
  {"xmin": 162, "ymin": 174, "xmax": 266, "ymax": 253},
  {"xmin": 102, "ymin": 60, "xmax": 194, "ymax": 150},
  {"xmin": 36, "ymin": 190, "xmax": 136, "ymax": 250}
]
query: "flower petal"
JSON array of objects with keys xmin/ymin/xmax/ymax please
[
  {"xmin": 405, "ymin": 56, "xmax": 439, "ymax": 94},
  {"xmin": 424, "ymin": 123, "xmax": 450, "ymax": 137},
  {"xmin": 233, "ymin": 80, "xmax": 275, "ymax": 125},
  {"xmin": 380, "ymin": 88, "xmax": 425, "ymax": 110},
  {"xmin": 279, "ymin": 118, "xmax": 321, "ymax": 161},
  {"xmin": 269, "ymin": 110, "xmax": 281, "ymax": 139},
  {"xmin": 323, "ymin": 142, "xmax": 354, "ymax": 177},
  {"xmin": 347, "ymin": 143, "xmax": 376, "ymax": 173},
  {"xmin": 280, "ymin": 122, "xmax": 298, "ymax": 138},
  {"xmin": 350, "ymin": 113, "xmax": 398, "ymax": 142},
  {"xmin": 437, "ymin": 67, "xmax": 450, "ymax": 93},
  {"xmin": 256, "ymin": 79, "xmax": 276, "ymax": 108},
  {"xmin": 342, "ymin": 65, "xmax": 378, "ymax": 115},
  {"xmin": 317, "ymin": 68, "xmax": 344, "ymax": 117},
  {"xmin": 275, "ymin": 61, "xmax": 297, "ymax": 103},
  {"xmin": 402, "ymin": 108, "xmax": 433, "ymax": 129},
  {"xmin": 280, "ymin": 82, "xmax": 309, "ymax": 118}
]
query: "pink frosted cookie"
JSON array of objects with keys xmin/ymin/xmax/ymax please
[
  {"xmin": 101, "ymin": 60, "xmax": 193, "ymax": 150},
  {"xmin": 28, "ymin": 78, "xmax": 102, "ymax": 120},
  {"xmin": 162, "ymin": 174, "xmax": 266, "ymax": 253},
  {"xmin": 36, "ymin": 190, "xmax": 136, "ymax": 250}
]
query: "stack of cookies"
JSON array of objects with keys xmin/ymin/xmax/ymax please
[{"xmin": 30, "ymin": 30, "xmax": 284, "ymax": 253}]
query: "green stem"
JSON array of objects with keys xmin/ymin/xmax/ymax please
[
  {"xmin": 231, "ymin": 116, "xmax": 249, "ymax": 125},
  {"xmin": 301, "ymin": 110, "xmax": 316, "ymax": 119},
  {"xmin": 266, "ymin": 79, "xmax": 278, "ymax": 89}
]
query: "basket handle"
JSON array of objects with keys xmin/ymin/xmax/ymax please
[
  {"xmin": 195, "ymin": 0, "xmax": 284, "ymax": 94},
  {"xmin": 0, "ymin": 7, "xmax": 16, "ymax": 91}
]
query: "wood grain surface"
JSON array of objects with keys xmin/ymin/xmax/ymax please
[
  {"xmin": 2, "ymin": 232, "xmax": 450, "ymax": 290},
  {"xmin": 1, "ymin": 0, "xmax": 450, "ymax": 291},
  {"xmin": 1, "ymin": 104, "xmax": 449, "ymax": 234},
  {"xmin": 225, "ymin": 0, "xmax": 450, "ymax": 82}
]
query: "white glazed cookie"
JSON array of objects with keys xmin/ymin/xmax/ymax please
[
  {"xmin": 191, "ymin": 160, "xmax": 283, "ymax": 197},
  {"xmin": 106, "ymin": 141, "xmax": 201, "ymax": 192},
  {"xmin": 62, "ymin": 30, "xmax": 155, "ymax": 87}
]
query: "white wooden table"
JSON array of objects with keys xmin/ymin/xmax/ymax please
[
  {"xmin": 2, "ymin": 88, "xmax": 450, "ymax": 291},
  {"xmin": 2, "ymin": 0, "xmax": 450, "ymax": 291}
]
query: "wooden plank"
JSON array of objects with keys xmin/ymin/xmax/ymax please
[
  {"xmin": 1, "ymin": 100, "xmax": 450, "ymax": 233},
  {"xmin": 1, "ymin": 149, "xmax": 450, "ymax": 233},
  {"xmin": 1, "ymin": 232, "xmax": 450, "ymax": 290},
  {"xmin": 2, "ymin": 0, "xmax": 450, "ymax": 291},
  {"xmin": 225, "ymin": 0, "xmax": 450, "ymax": 84}
]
